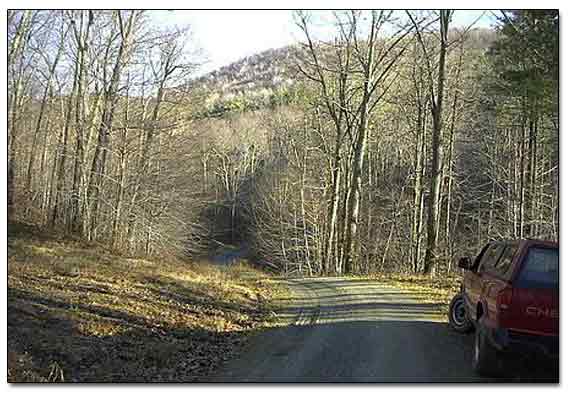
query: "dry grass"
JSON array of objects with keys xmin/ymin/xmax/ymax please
[
  {"xmin": 7, "ymin": 222, "xmax": 290, "ymax": 382},
  {"xmin": 359, "ymin": 272, "xmax": 463, "ymax": 319}
]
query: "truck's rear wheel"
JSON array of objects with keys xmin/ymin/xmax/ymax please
[
  {"xmin": 473, "ymin": 323, "xmax": 502, "ymax": 377},
  {"xmin": 448, "ymin": 293, "xmax": 474, "ymax": 333}
]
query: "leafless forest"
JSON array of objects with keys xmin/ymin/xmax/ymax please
[{"xmin": 7, "ymin": 10, "xmax": 559, "ymax": 276}]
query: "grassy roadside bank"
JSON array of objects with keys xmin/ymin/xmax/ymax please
[
  {"xmin": 7, "ymin": 222, "xmax": 290, "ymax": 382},
  {"xmin": 358, "ymin": 272, "xmax": 462, "ymax": 320}
]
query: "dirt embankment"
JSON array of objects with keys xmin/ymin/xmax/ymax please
[{"xmin": 7, "ymin": 222, "xmax": 289, "ymax": 382}]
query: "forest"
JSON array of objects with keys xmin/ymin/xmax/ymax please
[{"xmin": 7, "ymin": 10, "xmax": 559, "ymax": 276}]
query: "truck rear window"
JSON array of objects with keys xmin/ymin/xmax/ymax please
[
  {"xmin": 494, "ymin": 244, "xmax": 518, "ymax": 276},
  {"xmin": 516, "ymin": 247, "xmax": 559, "ymax": 288}
]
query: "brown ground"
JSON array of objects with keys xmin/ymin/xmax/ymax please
[{"xmin": 7, "ymin": 222, "xmax": 289, "ymax": 382}]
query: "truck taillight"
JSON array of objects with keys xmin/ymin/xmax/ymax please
[{"xmin": 498, "ymin": 287, "xmax": 513, "ymax": 310}]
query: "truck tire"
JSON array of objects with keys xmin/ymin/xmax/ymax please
[
  {"xmin": 448, "ymin": 293, "xmax": 474, "ymax": 333},
  {"xmin": 473, "ymin": 322, "xmax": 502, "ymax": 377}
]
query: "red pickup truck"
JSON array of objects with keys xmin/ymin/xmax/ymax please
[{"xmin": 448, "ymin": 239, "xmax": 558, "ymax": 377}]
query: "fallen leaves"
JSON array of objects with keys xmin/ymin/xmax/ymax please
[{"xmin": 7, "ymin": 226, "xmax": 289, "ymax": 382}]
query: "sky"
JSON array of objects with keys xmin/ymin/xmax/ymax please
[{"xmin": 150, "ymin": 10, "xmax": 499, "ymax": 76}]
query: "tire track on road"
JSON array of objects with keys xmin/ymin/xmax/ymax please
[
  {"xmin": 288, "ymin": 279, "xmax": 321, "ymax": 326},
  {"xmin": 210, "ymin": 276, "xmax": 486, "ymax": 382}
]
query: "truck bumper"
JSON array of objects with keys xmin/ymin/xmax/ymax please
[{"xmin": 489, "ymin": 327, "xmax": 559, "ymax": 361}]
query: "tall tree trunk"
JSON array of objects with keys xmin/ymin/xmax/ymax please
[
  {"xmin": 26, "ymin": 78, "xmax": 54, "ymax": 193},
  {"xmin": 518, "ymin": 116, "xmax": 527, "ymax": 238},
  {"xmin": 423, "ymin": 10, "xmax": 451, "ymax": 275},
  {"xmin": 411, "ymin": 99, "xmax": 427, "ymax": 272},
  {"xmin": 344, "ymin": 104, "xmax": 369, "ymax": 273},
  {"xmin": 8, "ymin": 11, "xmax": 34, "ymax": 219},
  {"xmin": 51, "ymin": 63, "xmax": 80, "ymax": 227},
  {"xmin": 87, "ymin": 10, "xmax": 137, "ymax": 240},
  {"xmin": 324, "ymin": 131, "xmax": 343, "ymax": 274},
  {"xmin": 444, "ymin": 42, "xmax": 463, "ymax": 267},
  {"xmin": 71, "ymin": 10, "xmax": 93, "ymax": 234},
  {"xmin": 343, "ymin": 15, "xmax": 377, "ymax": 273},
  {"xmin": 26, "ymin": 18, "xmax": 66, "ymax": 194},
  {"xmin": 112, "ymin": 86, "xmax": 130, "ymax": 248}
]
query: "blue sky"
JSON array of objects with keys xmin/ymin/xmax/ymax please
[{"xmin": 150, "ymin": 10, "xmax": 498, "ymax": 76}]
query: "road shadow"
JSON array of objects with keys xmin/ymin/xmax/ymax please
[
  {"xmin": 211, "ymin": 278, "xmax": 558, "ymax": 383},
  {"xmin": 211, "ymin": 318, "xmax": 558, "ymax": 383}
]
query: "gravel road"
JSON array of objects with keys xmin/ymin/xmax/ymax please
[{"xmin": 210, "ymin": 277, "xmax": 487, "ymax": 382}]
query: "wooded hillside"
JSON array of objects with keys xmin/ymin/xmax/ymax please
[{"xmin": 7, "ymin": 10, "xmax": 559, "ymax": 275}]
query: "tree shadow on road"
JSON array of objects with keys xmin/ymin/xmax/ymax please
[
  {"xmin": 212, "ymin": 281, "xmax": 559, "ymax": 383},
  {"xmin": 213, "ymin": 318, "xmax": 558, "ymax": 383}
]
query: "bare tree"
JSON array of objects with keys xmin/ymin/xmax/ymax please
[{"xmin": 408, "ymin": 10, "xmax": 452, "ymax": 274}]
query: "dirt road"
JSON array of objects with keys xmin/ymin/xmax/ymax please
[{"xmin": 210, "ymin": 277, "xmax": 486, "ymax": 382}]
